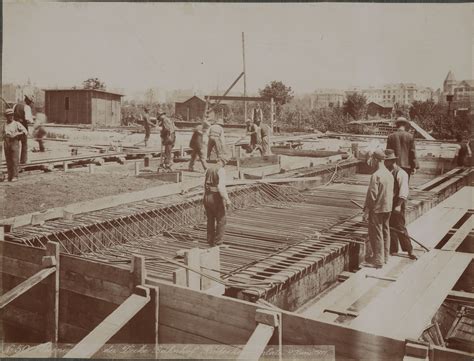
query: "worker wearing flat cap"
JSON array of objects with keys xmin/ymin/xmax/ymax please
[
  {"xmin": 386, "ymin": 117, "xmax": 419, "ymax": 180},
  {"xmin": 384, "ymin": 149, "xmax": 417, "ymax": 260},
  {"xmin": 203, "ymin": 156, "xmax": 231, "ymax": 247},
  {"xmin": 362, "ymin": 149, "xmax": 394, "ymax": 269},
  {"xmin": 188, "ymin": 124, "xmax": 208, "ymax": 172},
  {"xmin": 13, "ymin": 95, "xmax": 34, "ymax": 164},
  {"xmin": 157, "ymin": 112, "xmax": 176, "ymax": 170},
  {"xmin": 207, "ymin": 118, "xmax": 226, "ymax": 160},
  {"xmin": 2, "ymin": 108, "xmax": 27, "ymax": 182}
]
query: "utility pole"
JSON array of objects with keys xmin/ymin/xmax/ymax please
[{"xmin": 242, "ymin": 32, "xmax": 247, "ymax": 122}]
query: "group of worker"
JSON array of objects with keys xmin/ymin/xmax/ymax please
[
  {"xmin": 1, "ymin": 95, "xmax": 47, "ymax": 182},
  {"xmin": 362, "ymin": 117, "xmax": 419, "ymax": 268},
  {"xmin": 245, "ymin": 104, "xmax": 272, "ymax": 156}
]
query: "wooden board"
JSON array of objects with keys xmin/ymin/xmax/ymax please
[{"xmin": 442, "ymin": 215, "xmax": 473, "ymax": 251}]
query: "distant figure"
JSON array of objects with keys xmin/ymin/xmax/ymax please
[
  {"xmin": 157, "ymin": 112, "xmax": 176, "ymax": 170},
  {"xmin": 2, "ymin": 109, "xmax": 27, "ymax": 182},
  {"xmin": 13, "ymin": 95, "xmax": 34, "ymax": 164},
  {"xmin": 363, "ymin": 150, "xmax": 394, "ymax": 269},
  {"xmin": 260, "ymin": 122, "xmax": 271, "ymax": 156},
  {"xmin": 386, "ymin": 117, "xmax": 419, "ymax": 180},
  {"xmin": 385, "ymin": 149, "xmax": 417, "ymax": 260},
  {"xmin": 207, "ymin": 118, "xmax": 226, "ymax": 160},
  {"xmin": 252, "ymin": 104, "xmax": 263, "ymax": 124},
  {"xmin": 188, "ymin": 124, "xmax": 207, "ymax": 172},
  {"xmin": 32, "ymin": 114, "xmax": 47, "ymax": 152},
  {"xmin": 203, "ymin": 157, "xmax": 231, "ymax": 247},
  {"xmin": 453, "ymin": 134, "xmax": 472, "ymax": 167},
  {"xmin": 143, "ymin": 107, "xmax": 152, "ymax": 147},
  {"xmin": 246, "ymin": 118, "xmax": 261, "ymax": 154}
]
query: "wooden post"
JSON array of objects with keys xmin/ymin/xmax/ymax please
[
  {"xmin": 88, "ymin": 163, "xmax": 95, "ymax": 174},
  {"xmin": 132, "ymin": 255, "xmax": 146, "ymax": 287},
  {"xmin": 63, "ymin": 161, "xmax": 69, "ymax": 172},
  {"xmin": 0, "ymin": 225, "xmax": 4, "ymax": 241},
  {"xmin": 236, "ymin": 145, "xmax": 241, "ymax": 173},
  {"xmin": 134, "ymin": 161, "xmax": 140, "ymax": 176},
  {"xmin": 144, "ymin": 156, "xmax": 151, "ymax": 168},
  {"xmin": 45, "ymin": 241, "xmax": 60, "ymax": 345},
  {"xmin": 242, "ymin": 32, "xmax": 247, "ymax": 122},
  {"xmin": 184, "ymin": 248, "xmax": 201, "ymax": 290}
]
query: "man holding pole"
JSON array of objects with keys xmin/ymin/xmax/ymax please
[
  {"xmin": 384, "ymin": 149, "xmax": 417, "ymax": 260},
  {"xmin": 362, "ymin": 149, "xmax": 394, "ymax": 269}
]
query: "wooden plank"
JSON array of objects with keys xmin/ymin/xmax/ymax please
[
  {"xmin": 64, "ymin": 293, "xmax": 150, "ymax": 359},
  {"xmin": 2, "ymin": 304, "xmax": 45, "ymax": 333},
  {"xmin": 0, "ymin": 267, "xmax": 55, "ymax": 310},
  {"xmin": 45, "ymin": 242, "xmax": 60, "ymax": 344},
  {"xmin": 0, "ymin": 241, "xmax": 45, "ymax": 265},
  {"xmin": 237, "ymin": 323, "xmax": 275, "ymax": 361},
  {"xmin": 351, "ymin": 250, "xmax": 448, "ymax": 334},
  {"xmin": 206, "ymin": 95, "xmax": 269, "ymax": 102},
  {"xmin": 442, "ymin": 216, "xmax": 473, "ymax": 251},
  {"xmin": 447, "ymin": 290, "xmax": 474, "ymax": 304},
  {"xmin": 200, "ymin": 247, "xmax": 220, "ymax": 291},
  {"xmin": 1, "ymin": 256, "xmax": 45, "ymax": 279},
  {"xmin": 393, "ymin": 252, "xmax": 472, "ymax": 340},
  {"xmin": 430, "ymin": 345, "xmax": 474, "ymax": 361},
  {"xmin": 60, "ymin": 254, "xmax": 132, "ymax": 287},
  {"xmin": 132, "ymin": 255, "xmax": 146, "ymax": 287},
  {"xmin": 173, "ymin": 268, "xmax": 187, "ymax": 286},
  {"xmin": 185, "ymin": 248, "xmax": 201, "ymax": 290}
]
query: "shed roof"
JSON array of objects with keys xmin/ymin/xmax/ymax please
[{"xmin": 43, "ymin": 88, "xmax": 123, "ymax": 97}]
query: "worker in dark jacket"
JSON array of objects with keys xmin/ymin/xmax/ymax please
[
  {"xmin": 453, "ymin": 134, "xmax": 472, "ymax": 167},
  {"xmin": 13, "ymin": 95, "xmax": 34, "ymax": 164},
  {"xmin": 386, "ymin": 117, "xmax": 419, "ymax": 179},
  {"xmin": 203, "ymin": 157, "xmax": 231, "ymax": 247},
  {"xmin": 2, "ymin": 109, "xmax": 27, "ymax": 182},
  {"xmin": 189, "ymin": 124, "xmax": 207, "ymax": 172},
  {"xmin": 157, "ymin": 112, "xmax": 176, "ymax": 170},
  {"xmin": 142, "ymin": 107, "xmax": 152, "ymax": 147},
  {"xmin": 385, "ymin": 149, "xmax": 417, "ymax": 260}
]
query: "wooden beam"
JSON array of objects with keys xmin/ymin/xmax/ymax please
[
  {"xmin": 446, "ymin": 290, "xmax": 474, "ymax": 305},
  {"xmin": 63, "ymin": 293, "xmax": 150, "ymax": 359},
  {"xmin": 0, "ymin": 267, "xmax": 56, "ymax": 310},
  {"xmin": 206, "ymin": 95, "xmax": 270, "ymax": 102},
  {"xmin": 237, "ymin": 323, "xmax": 275, "ymax": 361},
  {"xmin": 441, "ymin": 215, "xmax": 473, "ymax": 251},
  {"xmin": 185, "ymin": 248, "xmax": 201, "ymax": 290},
  {"xmin": 132, "ymin": 255, "xmax": 146, "ymax": 287},
  {"xmin": 45, "ymin": 241, "xmax": 60, "ymax": 344}
]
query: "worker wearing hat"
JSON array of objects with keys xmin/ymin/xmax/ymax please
[
  {"xmin": 2, "ymin": 108, "xmax": 27, "ymax": 182},
  {"xmin": 386, "ymin": 117, "xmax": 419, "ymax": 180},
  {"xmin": 246, "ymin": 118, "xmax": 261, "ymax": 154},
  {"xmin": 188, "ymin": 124, "xmax": 207, "ymax": 172},
  {"xmin": 362, "ymin": 149, "xmax": 394, "ymax": 269},
  {"xmin": 142, "ymin": 107, "xmax": 152, "ymax": 147},
  {"xmin": 384, "ymin": 149, "xmax": 417, "ymax": 260},
  {"xmin": 203, "ymin": 156, "xmax": 231, "ymax": 247},
  {"xmin": 207, "ymin": 118, "xmax": 226, "ymax": 160},
  {"xmin": 157, "ymin": 112, "xmax": 176, "ymax": 170},
  {"xmin": 13, "ymin": 95, "xmax": 34, "ymax": 164}
]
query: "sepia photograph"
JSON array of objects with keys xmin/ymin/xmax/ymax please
[{"xmin": 0, "ymin": 1, "xmax": 473, "ymax": 359}]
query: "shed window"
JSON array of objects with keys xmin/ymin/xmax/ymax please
[{"xmin": 65, "ymin": 97, "xmax": 70, "ymax": 110}]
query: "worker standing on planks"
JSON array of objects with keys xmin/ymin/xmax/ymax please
[
  {"xmin": 207, "ymin": 118, "xmax": 226, "ymax": 160},
  {"xmin": 453, "ymin": 133, "xmax": 472, "ymax": 167},
  {"xmin": 385, "ymin": 149, "xmax": 417, "ymax": 260},
  {"xmin": 362, "ymin": 149, "xmax": 394, "ymax": 269},
  {"xmin": 142, "ymin": 107, "xmax": 152, "ymax": 147},
  {"xmin": 386, "ymin": 117, "xmax": 419, "ymax": 181},
  {"xmin": 157, "ymin": 112, "xmax": 176, "ymax": 170},
  {"xmin": 245, "ymin": 118, "xmax": 261, "ymax": 154},
  {"xmin": 203, "ymin": 156, "xmax": 231, "ymax": 246},
  {"xmin": 2, "ymin": 109, "xmax": 27, "ymax": 182},
  {"xmin": 13, "ymin": 95, "xmax": 34, "ymax": 164},
  {"xmin": 260, "ymin": 121, "xmax": 271, "ymax": 156},
  {"xmin": 188, "ymin": 124, "xmax": 208, "ymax": 172}
]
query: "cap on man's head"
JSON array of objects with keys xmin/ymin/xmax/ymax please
[
  {"xmin": 384, "ymin": 149, "xmax": 398, "ymax": 160},
  {"xmin": 4, "ymin": 108, "xmax": 14, "ymax": 116},
  {"xmin": 395, "ymin": 117, "xmax": 409, "ymax": 127},
  {"xmin": 24, "ymin": 95, "xmax": 34, "ymax": 104},
  {"xmin": 194, "ymin": 124, "xmax": 203, "ymax": 133},
  {"xmin": 245, "ymin": 118, "xmax": 252, "ymax": 123},
  {"xmin": 373, "ymin": 149, "xmax": 386, "ymax": 161},
  {"xmin": 157, "ymin": 112, "xmax": 166, "ymax": 118}
]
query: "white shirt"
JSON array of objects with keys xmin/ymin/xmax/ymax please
[
  {"xmin": 24, "ymin": 104, "xmax": 34, "ymax": 123},
  {"xmin": 217, "ymin": 167, "xmax": 230, "ymax": 202},
  {"xmin": 394, "ymin": 166, "xmax": 409, "ymax": 200}
]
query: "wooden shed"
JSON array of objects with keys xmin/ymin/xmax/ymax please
[
  {"xmin": 175, "ymin": 96, "xmax": 206, "ymax": 121},
  {"xmin": 44, "ymin": 89, "xmax": 123, "ymax": 126}
]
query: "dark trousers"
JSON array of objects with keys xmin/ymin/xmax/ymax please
[
  {"xmin": 4, "ymin": 138, "xmax": 20, "ymax": 180},
  {"xmin": 19, "ymin": 134, "xmax": 28, "ymax": 164},
  {"xmin": 389, "ymin": 200, "xmax": 413, "ymax": 254},
  {"xmin": 204, "ymin": 192, "xmax": 226, "ymax": 246},
  {"xmin": 144, "ymin": 128, "xmax": 151, "ymax": 145},
  {"xmin": 207, "ymin": 137, "xmax": 224, "ymax": 160},
  {"xmin": 189, "ymin": 148, "xmax": 207, "ymax": 171},
  {"xmin": 368, "ymin": 211, "xmax": 391, "ymax": 266},
  {"xmin": 37, "ymin": 139, "xmax": 45, "ymax": 152}
]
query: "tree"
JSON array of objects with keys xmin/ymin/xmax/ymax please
[
  {"xmin": 83, "ymin": 78, "xmax": 106, "ymax": 91},
  {"xmin": 259, "ymin": 81, "xmax": 294, "ymax": 119},
  {"xmin": 343, "ymin": 92, "xmax": 367, "ymax": 120}
]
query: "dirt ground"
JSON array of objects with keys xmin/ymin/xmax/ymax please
[{"xmin": 0, "ymin": 166, "xmax": 169, "ymax": 219}]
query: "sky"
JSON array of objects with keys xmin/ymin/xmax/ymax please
[{"xmin": 2, "ymin": 2, "xmax": 473, "ymax": 96}]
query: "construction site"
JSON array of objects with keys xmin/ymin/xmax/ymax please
[{"xmin": 1, "ymin": 2, "xmax": 474, "ymax": 360}]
